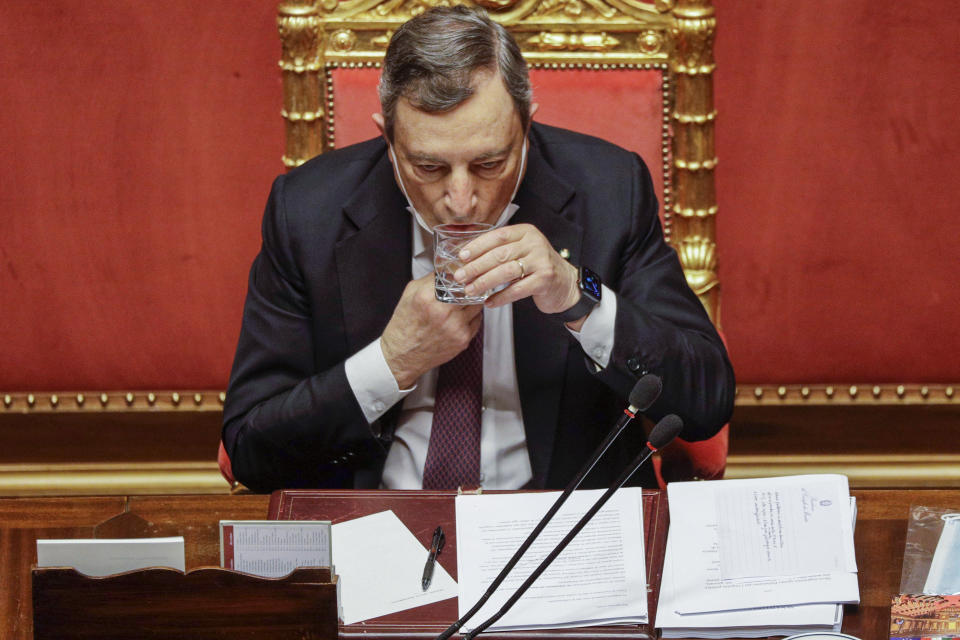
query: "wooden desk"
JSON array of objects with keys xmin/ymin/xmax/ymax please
[{"xmin": 2, "ymin": 490, "xmax": 957, "ymax": 639}]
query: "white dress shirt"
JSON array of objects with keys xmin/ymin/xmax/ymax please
[{"xmin": 344, "ymin": 214, "xmax": 617, "ymax": 489}]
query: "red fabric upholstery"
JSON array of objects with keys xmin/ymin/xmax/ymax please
[
  {"xmin": 218, "ymin": 440, "xmax": 236, "ymax": 486},
  {"xmin": 653, "ymin": 425, "xmax": 729, "ymax": 489}
]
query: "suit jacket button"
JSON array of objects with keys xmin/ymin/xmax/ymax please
[{"xmin": 626, "ymin": 357, "xmax": 642, "ymax": 372}]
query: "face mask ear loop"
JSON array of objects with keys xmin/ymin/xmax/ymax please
[{"xmin": 390, "ymin": 144, "xmax": 435, "ymax": 234}]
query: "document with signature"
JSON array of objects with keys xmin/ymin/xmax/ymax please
[
  {"xmin": 455, "ymin": 488, "xmax": 647, "ymax": 632},
  {"xmin": 663, "ymin": 475, "xmax": 858, "ymax": 616}
]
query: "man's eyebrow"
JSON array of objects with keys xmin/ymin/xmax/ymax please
[
  {"xmin": 406, "ymin": 151, "xmax": 446, "ymax": 164},
  {"xmin": 404, "ymin": 143, "xmax": 514, "ymax": 165},
  {"xmin": 473, "ymin": 144, "xmax": 513, "ymax": 162}
]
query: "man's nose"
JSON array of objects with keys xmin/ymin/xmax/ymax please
[{"xmin": 444, "ymin": 168, "xmax": 477, "ymax": 217}]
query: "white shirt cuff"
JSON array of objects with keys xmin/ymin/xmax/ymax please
[
  {"xmin": 344, "ymin": 337, "xmax": 416, "ymax": 424},
  {"xmin": 567, "ymin": 284, "xmax": 617, "ymax": 369}
]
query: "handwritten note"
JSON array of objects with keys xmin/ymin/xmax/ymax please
[{"xmin": 716, "ymin": 477, "xmax": 853, "ymax": 579}]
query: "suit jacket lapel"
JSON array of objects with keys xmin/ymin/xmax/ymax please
[
  {"xmin": 336, "ymin": 151, "xmax": 412, "ymax": 354},
  {"xmin": 512, "ymin": 140, "xmax": 581, "ymax": 487}
]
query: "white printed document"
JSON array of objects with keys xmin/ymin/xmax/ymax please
[
  {"xmin": 664, "ymin": 475, "xmax": 858, "ymax": 616},
  {"xmin": 36, "ymin": 537, "xmax": 185, "ymax": 577},
  {"xmin": 332, "ymin": 510, "xmax": 457, "ymax": 624},
  {"xmin": 455, "ymin": 488, "xmax": 647, "ymax": 632},
  {"xmin": 219, "ymin": 520, "xmax": 332, "ymax": 578}
]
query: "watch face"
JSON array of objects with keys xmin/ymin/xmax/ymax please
[{"xmin": 580, "ymin": 267, "xmax": 602, "ymax": 301}]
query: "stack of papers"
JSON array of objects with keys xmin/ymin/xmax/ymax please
[
  {"xmin": 36, "ymin": 537, "xmax": 185, "ymax": 576},
  {"xmin": 656, "ymin": 474, "xmax": 859, "ymax": 638},
  {"xmin": 456, "ymin": 488, "xmax": 649, "ymax": 632}
]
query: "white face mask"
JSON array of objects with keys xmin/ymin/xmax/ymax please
[{"xmin": 389, "ymin": 138, "xmax": 527, "ymax": 235}]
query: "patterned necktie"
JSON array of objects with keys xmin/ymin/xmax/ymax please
[{"xmin": 422, "ymin": 320, "xmax": 484, "ymax": 490}]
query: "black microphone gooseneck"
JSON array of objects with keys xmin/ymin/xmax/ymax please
[
  {"xmin": 462, "ymin": 414, "xmax": 684, "ymax": 640},
  {"xmin": 434, "ymin": 375, "xmax": 662, "ymax": 640}
]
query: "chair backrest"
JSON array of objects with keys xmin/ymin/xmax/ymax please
[{"xmin": 277, "ymin": 0, "xmax": 721, "ymax": 325}]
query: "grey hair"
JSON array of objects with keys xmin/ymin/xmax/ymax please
[{"xmin": 378, "ymin": 5, "xmax": 532, "ymax": 141}]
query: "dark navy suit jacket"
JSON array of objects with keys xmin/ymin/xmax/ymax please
[{"xmin": 222, "ymin": 123, "xmax": 735, "ymax": 493}]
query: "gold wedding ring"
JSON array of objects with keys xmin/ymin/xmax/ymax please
[{"xmin": 516, "ymin": 259, "xmax": 525, "ymax": 280}]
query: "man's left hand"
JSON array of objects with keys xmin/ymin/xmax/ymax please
[{"xmin": 454, "ymin": 223, "xmax": 582, "ymax": 320}]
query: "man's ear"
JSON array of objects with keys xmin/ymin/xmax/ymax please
[{"xmin": 372, "ymin": 113, "xmax": 387, "ymax": 139}]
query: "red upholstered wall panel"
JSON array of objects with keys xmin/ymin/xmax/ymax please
[
  {"xmin": 0, "ymin": 1, "xmax": 280, "ymax": 390},
  {"xmin": 714, "ymin": 0, "xmax": 960, "ymax": 381}
]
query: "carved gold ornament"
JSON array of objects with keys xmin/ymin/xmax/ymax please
[
  {"xmin": 528, "ymin": 31, "xmax": 619, "ymax": 52},
  {"xmin": 638, "ymin": 30, "xmax": 664, "ymax": 54},
  {"xmin": 474, "ymin": 0, "xmax": 522, "ymax": 10},
  {"xmin": 330, "ymin": 29, "xmax": 358, "ymax": 52}
]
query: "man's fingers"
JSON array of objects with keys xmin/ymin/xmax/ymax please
[
  {"xmin": 458, "ymin": 225, "xmax": 525, "ymax": 262},
  {"xmin": 464, "ymin": 260, "xmax": 529, "ymax": 298}
]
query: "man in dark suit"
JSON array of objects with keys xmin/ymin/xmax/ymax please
[{"xmin": 222, "ymin": 5, "xmax": 734, "ymax": 493}]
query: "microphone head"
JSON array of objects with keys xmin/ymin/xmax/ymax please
[
  {"xmin": 628, "ymin": 374, "xmax": 662, "ymax": 412},
  {"xmin": 649, "ymin": 414, "xmax": 683, "ymax": 449}
]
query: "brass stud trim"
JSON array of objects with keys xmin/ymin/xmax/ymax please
[
  {"xmin": 2, "ymin": 384, "xmax": 957, "ymax": 414},
  {"xmin": 733, "ymin": 384, "xmax": 959, "ymax": 406}
]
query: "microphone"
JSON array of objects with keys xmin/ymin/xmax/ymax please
[
  {"xmin": 435, "ymin": 375, "xmax": 661, "ymax": 640},
  {"xmin": 462, "ymin": 414, "xmax": 684, "ymax": 639}
]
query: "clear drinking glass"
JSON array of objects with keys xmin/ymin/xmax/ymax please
[{"xmin": 433, "ymin": 223, "xmax": 493, "ymax": 304}]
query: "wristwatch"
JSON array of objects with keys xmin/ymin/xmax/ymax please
[{"xmin": 552, "ymin": 265, "xmax": 602, "ymax": 323}]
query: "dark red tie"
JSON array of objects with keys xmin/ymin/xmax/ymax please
[{"xmin": 422, "ymin": 322, "xmax": 483, "ymax": 490}]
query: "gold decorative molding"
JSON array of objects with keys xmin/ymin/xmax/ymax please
[
  {"xmin": 527, "ymin": 31, "xmax": 620, "ymax": 51},
  {"xmin": 726, "ymin": 454, "xmax": 960, "ymax": 489},
  {"xmin": 667, "ymin": 0, "xmax": 717, "ymax": 324},
  {"xmin": 0, "ymin": 391, "xmax": 225, "ymax": 413},
  {"xmin": 0, "ymin": 462, "xmax": 229, "ymax": 497},
  {"xmin": 278, "ymin": 0, "xmax": 324, "ymax": 166},
  {"xmin": 734, "ymin": 383, "xmax": 958, "ymax": 406}
]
